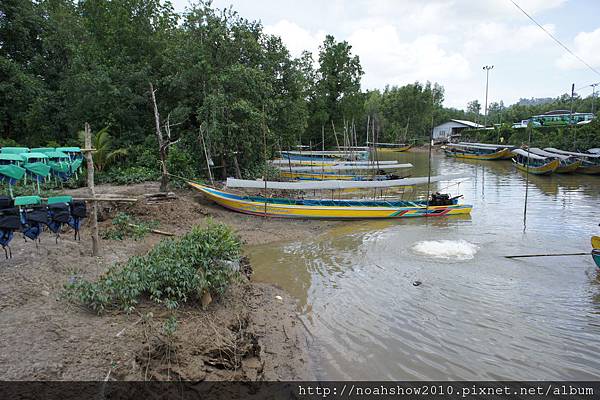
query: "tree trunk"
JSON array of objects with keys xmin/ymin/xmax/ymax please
[
  {"xmin": 159, "ymin": 145, "xmax": 169, "ymax": 192},
  {"xmin": 84, "ymin": 123, "xmax": 100, "ymax": 256},
  {"xmin": 150, "ymin": 82, "xmax": 169, "ymax": 192},
  {"xmin": 221, "ymin": 153, "xmax": 228, "ymax": 180}
]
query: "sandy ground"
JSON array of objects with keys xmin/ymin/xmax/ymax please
[{"xmin": 0, "ymin": 182, "xmax": 337, "ymax": 381}]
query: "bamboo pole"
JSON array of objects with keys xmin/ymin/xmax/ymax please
[
  {"xmin": 505, "ymin": 253, "xmax": 588, "ymax": 259},
  {"xmin": 83, "ymin": 122, "xmax": 100, "ymax": 256}
]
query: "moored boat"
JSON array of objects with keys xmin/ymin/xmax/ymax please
[
  {"xmin": 280, "ymin": 150, "xmax": 368, "ymax": 161},
  {"xmin": 277, "ymin": 162, "xmax": 413, "ymax": 181},
  {"xmin": 527, "ymin": 148, "xmax": 581, "ymax": 173},
  {"xmin": 592, "ymin": 236, "xmax": 600, "ymax": 268},
  {"xmin": 367, "ymin": 142, "xmax": 412, "ymax": 152},
  {"xmin": 511, "ymin": 149, "xmax": 559, "ymax": 175},
  {"xmin": 458, "ymin": 142, "xmax": 515, "ymax": 160},
  {"xmin": 444, "ymin": 143, "xmax": 512, "ymax": 160},
  {"xmin": 279, "ymin": 171, "xmax": 403, "ymax": 181},
  {"xmin": 544, "ymin": 148, "xmax": 600, "ymax": 175},
  {"xmin": 188, "ymin": 174, "xmax": 472, "ymax": 220}
]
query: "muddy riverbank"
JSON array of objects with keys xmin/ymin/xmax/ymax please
[{"xmin": 0, "ymin": 182, "xmax": 334, "ymax": 380}]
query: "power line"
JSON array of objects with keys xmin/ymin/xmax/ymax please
[{"xmin": 509, "ymin": 0, "xmax": 600, "ymax": 77}]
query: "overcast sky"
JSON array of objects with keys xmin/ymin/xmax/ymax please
[{"xmin": 170, "ymin": 0, "xmax": 600, "ymax": 110}]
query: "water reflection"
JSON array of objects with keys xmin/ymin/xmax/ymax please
[{"xmin": 248, "ymin": 152, "xmax": 600, "ymax": 380}]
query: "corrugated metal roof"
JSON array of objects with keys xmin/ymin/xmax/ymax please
[{"xmin": 450, "ymin": 119, "xmax": 484, "ymax": 128}]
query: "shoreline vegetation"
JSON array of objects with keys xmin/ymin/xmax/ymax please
[{"xmin": 0, "ymin": 182, "xmax": 334, "ymax": 380}]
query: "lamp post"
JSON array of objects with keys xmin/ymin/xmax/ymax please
[{"xmin": 483, "ymin": 65, "xmax": 494, "ymax": 127}]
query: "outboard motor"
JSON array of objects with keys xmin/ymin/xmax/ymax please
[
  {"xmin": 429, "ymin": 192, "xmax": 453, "ymax": 206},
  {"xmin": 0, "ymin": 196, "xmax": 19, "ymax": 258}
]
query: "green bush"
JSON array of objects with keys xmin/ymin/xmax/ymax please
[
  {"xmin": 101, "ymin": 212, "xmax": 158, "ymax": 240},
  {"xmin": 97, "ymin": 166, "xmax": 160, "ymax": 185},
  {"xmin": 65, "ymin": 222, "xmax": 241, "ymax": 313}
]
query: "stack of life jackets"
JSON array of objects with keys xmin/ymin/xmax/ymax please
[{"xmin": 0, "ymin": 196, "xmax": 20, "ymax": 258}]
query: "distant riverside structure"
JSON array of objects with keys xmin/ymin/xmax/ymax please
[{"xmin": 432, "ymin": 120, "xmax": 484, "ymax": 143}]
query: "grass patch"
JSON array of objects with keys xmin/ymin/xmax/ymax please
[{"xmin": 101, "ymin": 212, "xmax": 159, "ymax": 241}]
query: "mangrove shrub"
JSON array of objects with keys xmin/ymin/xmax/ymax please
[{"xmin": 66, "ymin": 222, "xmax": 241, "ymax": 313}]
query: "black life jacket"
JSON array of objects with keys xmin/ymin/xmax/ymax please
[
  {"xmin": 47, "ymin": 202, "xmax": 72, "ymax": 240},
  {"xmin": 68, "ymin": 201, "xmax": 86, "ymax": 240},
  {"xmin": 21, "ymin": 205, "xmax": 48, "ymax": 241},
  {"xmin": 0, "ymin": 206, "xmax": 20, "ymax": 258}
]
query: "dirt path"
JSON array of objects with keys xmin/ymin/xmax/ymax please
[{"xmin": 0, "ymin": 182, "xmax": 337, "ymax": 380}]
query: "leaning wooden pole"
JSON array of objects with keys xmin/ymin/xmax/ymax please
[{"xmin": 84, "ymin": 122, "xmax": 100, "ymax": 256}]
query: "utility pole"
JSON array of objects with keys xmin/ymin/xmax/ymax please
[
  {"xmin": 593, "ymin": 84, "xmax": 597, "ymax": 115},
  {"xmin": 483, "ymin": 65, "xmax": 494, "ymax": 127},
  {"xmin": 569, "ymin": 83, "xmax": 575, "ymax": 124}
]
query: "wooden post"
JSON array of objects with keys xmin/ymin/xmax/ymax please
[{"xmin": 84, "ymin": 122, "xmax": 100, "ymax": 256}]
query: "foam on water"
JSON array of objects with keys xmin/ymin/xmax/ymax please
[{"xmin": 412, "ymin": 239, "xmax": 479, "ymax": 260}]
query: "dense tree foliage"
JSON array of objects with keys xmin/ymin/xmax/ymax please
[{"xmin": 1, "ymin": 0, "xmax": 598, "ymax": 182}]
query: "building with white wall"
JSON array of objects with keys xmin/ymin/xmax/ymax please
[{"xmin": 432, "ymin": 120, "xmax": 483, "ymax": 143}]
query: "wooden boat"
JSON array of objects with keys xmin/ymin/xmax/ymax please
[
  {"xmin": 188, "ymin": 175, "xmax": 472, "ymax": 220},
  {"xmin": 544, "ymin": 148, "xmax": 600, "ymax": 175},
  {"xmin": 458, "ymin": 142, "xmax": 515, "ymax": 160},
  {"xmin": 527, "ymin": 148, "xmax": 582, "ymax": 173},
  {"xmin": 270, "ymin": 159, "xmax": 399, "ymax": 167},
  {"xmin": 444, "ymin": 143, "xmax": 512, "ymax": 160},
  {"xmin": 511, "ymin": 149, "xmax": 559, "ymax": 175},
  {"xmin": 280, "ymin": 150, "xmax": 368, "ymax": 161},
  {"xmin": 593, "ymin": 236, "xmax": 600, "ymax": 268},
  {"xmin": 277, "ymin": 163, "xmax": 412, "ymax": 181},
  {"xmin": 368, "ymin": 142, "xmax": 412, "ymax": 152},
  {"xmin": 279, "ymin": 171, "xmax": 399, "ymax": 181}
]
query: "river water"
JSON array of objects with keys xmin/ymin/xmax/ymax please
[{"xmin": 248, "ymin": 151, "xmax": 600, "ymax": 380}]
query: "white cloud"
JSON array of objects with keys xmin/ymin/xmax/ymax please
[
  {"xmin": 556, "ymin": 27, "xmax": 600, "ymax": 70},
  {"xmin": 348, "ymin": 26, "xmax": 471, "ymax": 88},
  {"xmin": 264, "ymin": 20, "xmax": 327, "ymax": 58},
  {"xmin": 463, "ymin": 22, "xmax": 555, "ymax": 55}
]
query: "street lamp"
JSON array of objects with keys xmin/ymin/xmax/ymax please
[{"xmin": 483, "ymin": 65, "xmax": 494, "ymax": 127}]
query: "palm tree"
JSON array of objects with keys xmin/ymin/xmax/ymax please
[{"xmin": 78, "ymin": 126, "xmax": 128, "ymax": 171}]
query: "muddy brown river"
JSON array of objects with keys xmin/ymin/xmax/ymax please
[{"xmin": 248, "ymin": 150, "xmax": 600, "ymax": 380}]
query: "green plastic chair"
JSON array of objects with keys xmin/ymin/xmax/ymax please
[
  {"xmin": 14, "ymin": 196, "xmax": 42, "ymax": 206},
  {"xmin": 47, "ymin": 195, "xmax": 73, "ymax": 205}
]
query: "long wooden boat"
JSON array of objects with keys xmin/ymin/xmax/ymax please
[
  {"xmin": 270, "ymin": 159, "xmax": 399, "ymax": 167},
  {"xmin": 444, "ymin": 143, "xmax": 512, "ymax": 160},
  {"xmin": 188, "ymin": 177, "xmax": 472, "ymax": 219},
  {"xmin": 367, "ymin": 142, "xmax": 412, "ymax": 152},
  {"xmin": 280, "ymin": 150, "xmax": 368, "ymax": 161},
  {"xmin": 458, "ymin": 142, "xmax": 515, "ymax": 160},
  {"xmin": 527, "ymin": 148, "xmax": 581, "ymax": 173},
  {"xmin": 544, "ymin": 148, "xmax": 600, "ymax": 175},
  {"xmin": 279, "ymin": 171, "xmax": 399, "ymax": 181},
  {"xmin": 512, "ymin": 149, "xmax": 559, "ymax": 175},
  {"xmin": 277, "ymin": 163, "xmax": 412, "ymax": 180}
]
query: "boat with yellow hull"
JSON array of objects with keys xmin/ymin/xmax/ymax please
[
  {"xmin": 527, "ymin": 148, "xmax": 581, "ymax": 173},
  {"xmin": 556, "ymin": 160, "xmax": 582, "ymax": 173},
  {"xmin": 592, "ymin": 236, "xmax": 600, "ymax": 268},
  {"xmin": 458, "ymin": 142, "xmax": 516, "ymax": 160},
  {"xmin": 577, "ymin": 164, "xmax": 600, "ymax": 175},
  {"xmin": 188, "ymin": 182, "xmax": 472, "ymax": 220},
  {"xmin": 444, "ymin": 144, "xmax": 512, "ymax": 160},
  {"xmin": 512, "ymin": 149, "xmax": 559, "ymax": 175},
  {"xmin": 373, "ymin": 144, "xmax": 412, "ymax": 153},
  {"xmin": 544, "ymin": 148, "xmax": 600, "ymax": 175}
]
